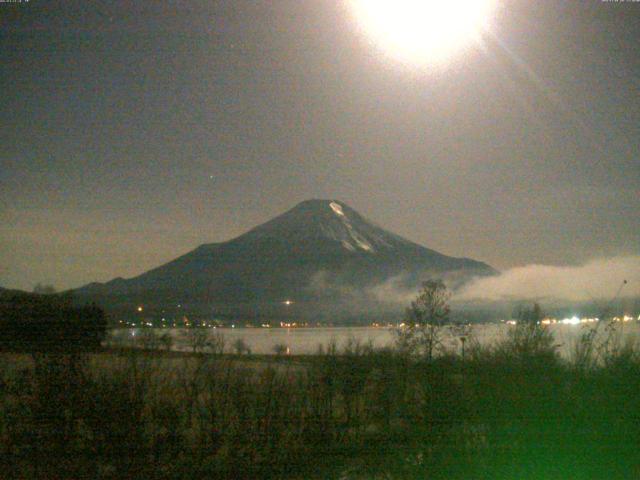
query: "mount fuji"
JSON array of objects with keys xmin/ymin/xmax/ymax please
[{"xmin": 74, "ymin": 200, "xmax": 496, "ymax": 323}]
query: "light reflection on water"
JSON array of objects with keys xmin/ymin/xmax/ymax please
[{"xmin": 108, "ymin": 323, "xmax": 640, "ymax": 357}]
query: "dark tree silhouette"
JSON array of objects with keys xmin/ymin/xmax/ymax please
[
  {"xmin": 33, "ymin": 283, "xmax": 56, "ymax": 294},
  {"xmin": 0, "ymin": 291, "xmax": 106, "ymax": 353}
]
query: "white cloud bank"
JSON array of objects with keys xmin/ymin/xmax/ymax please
[{"xmin": 455, "ymin": 256, "xmax": 640, "ymax": 302}]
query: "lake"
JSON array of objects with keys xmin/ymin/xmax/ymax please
[{"xmin": 109, "ymin": 321, "xmax": 640, "ymax": 358}]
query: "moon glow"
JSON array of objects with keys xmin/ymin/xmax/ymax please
[{"xmin": 350, "ymin": 0, "xmax": 496, "ymax": 66}]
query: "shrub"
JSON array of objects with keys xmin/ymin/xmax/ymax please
[
  {"xmin": 496, "ymin": 303, "xmax": 558, "ymax": 366},
  {"xmin": 273, "ymin": 343, "xmax": 289, "ymax": 356},
  {"xmin": 233, "ymin": 338, "xmax": 251, "ymax": 355}
]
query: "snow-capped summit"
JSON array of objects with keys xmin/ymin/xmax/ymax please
[{"xmin": 238, "ymin": 199, "xmax": 408, "ymax": 253}]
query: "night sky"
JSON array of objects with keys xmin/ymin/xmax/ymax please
[{"xmin": 1, "ymin": 0, "xmax": 638, "ymax": 291}]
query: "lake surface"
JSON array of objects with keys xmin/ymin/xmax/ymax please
[{"xmin": 109, "ymin": 322, "xmax": 640, "ymax": 358}]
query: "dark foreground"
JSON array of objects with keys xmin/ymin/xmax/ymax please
[{"xmin": 1, "ymin": 331, "xmax": 639, "ymax": 480}]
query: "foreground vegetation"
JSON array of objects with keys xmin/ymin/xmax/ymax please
[
  {"xmin": 1, "ymin": 320, "xmax": 639, "ymax": 479},
  {"xmin": 1, "ymin": 285, "xmax": 639, "ymax": 478}
]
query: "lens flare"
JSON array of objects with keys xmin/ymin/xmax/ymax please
[{"xmin": 350, "ymin": 0, "xmax": 496, "ymax": 65}]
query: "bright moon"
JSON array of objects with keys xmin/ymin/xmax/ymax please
[{"xmin": 350, "ymin": 0, "xmax": 496, "ymax": 65}]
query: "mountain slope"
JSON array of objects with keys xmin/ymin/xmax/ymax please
[{"xmin": 74, "ymin": 200, "xmax": 496, "ymax": 322}]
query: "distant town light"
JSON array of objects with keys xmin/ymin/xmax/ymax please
[{"xmin": 560, "ymin": 316, "xmax": 580, "ymax": 325}]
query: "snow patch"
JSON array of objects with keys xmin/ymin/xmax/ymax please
[
  {"xmin": 323, "ymin": 202, "xmax": 375, "ymax": 253},
  {"xmin": 330, "ymin": 202, "xmax": 345, "ymax": 217},
  {"xmin": 345, "ymin": 223, "xmax": 374, "ymax": 252},
  {"xmin": 341, "ymin": 240, "xmax": 356, "ymax": 251}
]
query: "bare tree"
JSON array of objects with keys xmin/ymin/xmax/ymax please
[
  {"xmin": 182, "ymin": 328, "xmax": 210, "ymax": 354},
  {"xmin": 396, "ymin": 279, "xmax": 451, "ymax": 360},
  {"xmin": 208, "ymin": 330, "xmax": 226, "ymax": 355}
]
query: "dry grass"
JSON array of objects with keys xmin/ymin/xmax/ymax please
[{"xmin": 1, "ymin": 324, "xmax": 640, "ymax": 479}]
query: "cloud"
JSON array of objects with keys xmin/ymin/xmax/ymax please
[
  {"xmin": 455, "ymin": 256, "xmax": 640, "ymax": 302},
  {"xmin": 304, "ymin": 257, "xmax": 639, "ymax": 317},
  {"xmin": 306, "ymin": 271, "xmax": 416, "ymax": 311},
  {"xmin": 306, "ymin": 270, "xmax": 478, "ymax": 311}
]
